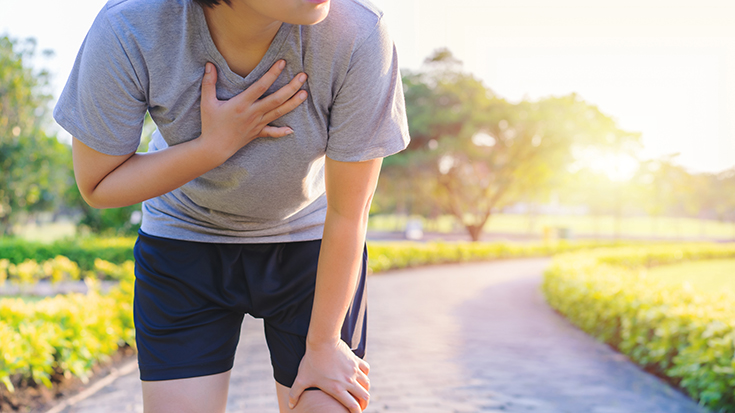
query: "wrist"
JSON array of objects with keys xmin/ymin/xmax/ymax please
[
  {"xmin": 193, "ymin": 131, "xmax": 232, "ymax": 166},
  {"xmin": 306, "ymin": 334, "xmax": 341, "ymax": 351}
]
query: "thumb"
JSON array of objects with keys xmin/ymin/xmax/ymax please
[
  {"xmin": 288, "ymin": 380, "xmax": 306, "ymax": 409},
  {"xmin": 200, "ymin": 62, "xmax": 218, "ymax": 106}
]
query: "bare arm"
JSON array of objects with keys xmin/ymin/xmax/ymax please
[
  {"xmin": 73, "ymin": 60, "xmax": 308, "ymax": 209},
  {"xmin": 289, "ymin": 156, "xmax": 383, "ymax": 412}
]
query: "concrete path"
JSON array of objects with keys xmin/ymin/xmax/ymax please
[{"xmin": 51, "ymin": 258, "xmax": 709, "ymax": 413}]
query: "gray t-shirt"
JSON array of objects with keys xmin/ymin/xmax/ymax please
[{"xmin": 54, "ymin": 0, "xmax": 410, "ymax": 243}]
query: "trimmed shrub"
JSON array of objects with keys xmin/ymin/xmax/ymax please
[
  {"xmin": 542, "ymin": 243, "xmax": 735, "ymax": 411},
  {"xmin": 0, "ymin": 265, "xmax": 134, "ymax": 392},
  {"xmin": 0, "ymin": 237, "xmax": 135, "ymax": 272}
]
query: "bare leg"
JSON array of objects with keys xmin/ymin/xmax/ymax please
[
  {"xmin": 275, "ymin": 382, "xmax": 351, "ymax": 413},
  {"xmin": 142, "ymin": 370, "xmax": 231, "ymax": 413}
]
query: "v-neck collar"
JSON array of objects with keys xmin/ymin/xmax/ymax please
[{"xmin": 193, "ymin": 2, "xmax": 293, "ymax": 86}]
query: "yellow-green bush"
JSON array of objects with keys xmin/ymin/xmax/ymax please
[
  {"xmin": 0, "ymin": 238, "xmax": 630, "ymax": 393},
  {"xmin": 0, "ymin": 256, "xmax": 134, "ymax": 287},
  {"xmin": 0, "ymin": 263, "xmax": 134, "ymax": 392},
  {"xmin": 542, "ymin": 243, "xmax": 735, "ymax": 411},
  {"xmin": 0, "ymin": 236, "xmax": 136, "ymax": 272},
  {"xmin": 367, "ymin": 239, "xmax": 637, "ymax": 273},
  {"xmin": 0, "ymin": 239, "xmax": 699, "ymax": 396}
]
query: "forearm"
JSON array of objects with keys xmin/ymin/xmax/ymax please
[
  {"xmin": 81, "ymin": 137, "xmax": 224, "ymax": 209},
  {"xmin": 307, "ymin": 207, "xmax": 368, "ymax": 347}
]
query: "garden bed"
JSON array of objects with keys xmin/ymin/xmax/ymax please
[{"xmin": 542, "ymin": 243, "xmax": 735, "ymax": 411}]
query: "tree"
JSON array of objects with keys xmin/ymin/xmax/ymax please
[
  {"xmin": 0, "ymin": 35, "xmax": 72, "ymax": 235},
  {"xmin": 711, "ymin": 168, "xmax": 735, "ymax": 239},
  {"xmin": 396, "ymin": 48, "xmax": 641, "ymax": 241}
]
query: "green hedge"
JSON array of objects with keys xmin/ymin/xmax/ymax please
[
  {"xmin": 0, "ymin": 266, "xmax": 134, "ymax": 392},
  {"xmin": 0, "ymin": 237, "xmax": 636, "ymax": 282},
  {"xmin": 0, "ymin": 237, "xmax": 136, "ymax": 272},
  {"xmin": 367, "ymin": 239, "xmax": 640, "ymax": 273},
  {"xmin": 542, "ymin": 243, "xmax": 735, "ymax": 411},
  {"xmin": 0, "ymin": 237, "xmax": 697, "ymax": 397}
]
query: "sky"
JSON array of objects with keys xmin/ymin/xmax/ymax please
[{"xmin": 1, "ymin": 0, "xmax": 734, "ymax": 175}]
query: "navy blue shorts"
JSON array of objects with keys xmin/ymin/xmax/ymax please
[{"xmin": 132, "ymin": 230, "xmax": 367, "ymax": 387}]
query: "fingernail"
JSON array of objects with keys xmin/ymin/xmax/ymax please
[
  {"xmin": 286, "ymin": 128, "xmax": 294, "ymax": 135},
  {"xmin": 288, "ymin": 402, "xmax": 294, "ymax": 409},
  {"xmin": 299, "ymin": 91, "xmax": 307, "ymax": 100},
  {"xmin": 298, "ymin": 73, "xmax": 307, "ymax": 82},
  {"xmin": 279, "ymin": 60, "xmax": 286, "ymax": 69}
]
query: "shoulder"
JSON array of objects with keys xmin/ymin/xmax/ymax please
[
  {"xmin": 104, "ymin": 0, "xmax": 187, "ymax": 19},
  {"xmin": 309, "ymin": 0, "xmax": 388, "ymax": 50},
  {"xmin": 89, "ymin": 0, "xmax": 190, "ymax": 57},
  {"xmin": 96, "ymin": 0, "xmax": 188, "ymax": 39}
]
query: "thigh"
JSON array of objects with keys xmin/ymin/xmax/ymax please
[
  {"xmin": 275, "ymin": 382, "xmax": 349, "ymax": 413},
  {"xmin": 142, "ymin": 370, "xmax": 231, "ymax": 413}
]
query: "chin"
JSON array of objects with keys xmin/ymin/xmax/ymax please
[{"xmin": 293, "ymin": 2, "xmax": 330, "ymax": 25}]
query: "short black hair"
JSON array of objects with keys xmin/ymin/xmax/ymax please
[{"xmin": 192, "ymin": 0, "xmax": 232, "ymax": 8}]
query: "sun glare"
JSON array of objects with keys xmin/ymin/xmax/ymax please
[
  {"xmin": 571, "ymin": 147, "xmax": 640, "ymax": 182},
  {"xmin": 594, "ymin": 153, "xmax": 640, "ymax": 182}
]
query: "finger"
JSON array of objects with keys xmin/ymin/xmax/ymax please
[
  {"xmin": 288, "ymin": 380, "xmax": 306, "ymax": 410},
  {"xmin": 356, "ymin": 371, "xmax": 370, "ymax": 391},
  {"xmin": 358, "ymin": 359, "xmax": 370, "ymax": 376},
  {"xmin": 238, "ymin": 59, "xmax": 286, "ymax": 103},
  {"xmin": 200, "ymin": 62, "xmax": 218, "ymax": 107},
  {"xmin": 334, "ymin": 390, "xmax": 363, "ymax": 413},
  {"xmin": 258, "ymin": 125, "xmax": 294, "ymax": 138},
  {"xmin": 255, "ymin": 72, "xmax": 307, "ymax": 112},
  {"xmin": 350, "ymin": 385, "xmax": 370, "ymax": 410},
  {"xmin": 352, "ymin": 378, "xmax": 370, "ymax": 410},
  {"xmin": 350, "ymin": 381, "xmax": 370, "ymax": 406},
  {"xmin": 357, "ymin": 395, "xmax": 369, "ymax": 412},
  {"xmin": 261, "ymin": 89, "xmax": 308, "ymax": 125}
]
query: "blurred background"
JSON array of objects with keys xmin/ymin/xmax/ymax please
[
  {"xmin": 2, "ymin": 2, "xmax": 735, "ymax": 412},
  {"xmin": 1, "ymin": 0, "xmax": 734, "ymax": 243}
]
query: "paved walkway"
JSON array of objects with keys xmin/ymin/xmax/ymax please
[{"xmin": 52, "ymin": 258, "xmax": 709, "ymax": 413}]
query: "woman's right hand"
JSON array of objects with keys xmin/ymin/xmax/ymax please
[{"xmin": 199, "ymin": 60, "xmax": 308, "ymax": 162}]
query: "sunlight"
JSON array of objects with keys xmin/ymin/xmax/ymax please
[
  {"xmin": 571, "ymin": 147, "xmax": 640, "ymax": 182},
  {"xmin": 594, "ymin": 153, "xmax": 640, "ymax": 182}
]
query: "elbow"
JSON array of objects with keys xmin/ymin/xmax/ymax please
[
  {"xmin": 327, "ymin": 197, "xmax": 373, "ymax": 226},
  {"xmin": 78, "ymin": 187, "xmax": 105, "ymax": 209},
  {"xmin": 77, "ymin": 184, "xmax": 114, "ymax": 210}
]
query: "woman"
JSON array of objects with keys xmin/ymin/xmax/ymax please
[{"xmin": 53, "ymin": 0, "xmax": 410, "ymax": 411}]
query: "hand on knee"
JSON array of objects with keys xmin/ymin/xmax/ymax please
[{"xmin": 287, "ymin": 340, "xmax": 370, "ymax": 413}]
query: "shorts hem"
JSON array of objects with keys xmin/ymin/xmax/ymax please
[
  {"xmin": 273, "ymin": 368, "xmax": 296, "ymax": 389},
  {"xmin": 139, "ymin": 355, "xmax": 236, "ymax": 381}
]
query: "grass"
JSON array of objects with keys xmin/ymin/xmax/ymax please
[
  {"xmin": 12, "ymin": 221, "xmax": 77, "ymax": 243},
  {"xmin": 645, "ymin": 258, "xmax": 735, "ymax": 295},
  {"xmin": 369, "ymin": 213, "xmax": 735, "ymax": 240},
  {"xmin": 1, "ymin": 295, "xmax": 46, "ymax": 303}
]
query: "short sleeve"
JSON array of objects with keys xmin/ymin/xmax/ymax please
[
  {"xmin": 53, "ymin": 6, "xmax": 147, "ymax": 156},
  {"xmin": 325, "ymin": 17, "xmax": 411, "ymax": 162}
]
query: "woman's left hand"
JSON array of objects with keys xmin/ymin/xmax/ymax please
[{"xmin": 288, "ymin": 339, "xmax": 370, "ymax": 412}]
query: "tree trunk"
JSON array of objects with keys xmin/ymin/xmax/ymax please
[
  {"xmin": 466, "ymin": 224, "xmax": 483, "ymax": 242},
  {"xmin": 699, "ymin": 218, "xmax": 706, "ymax": 239},
  {"xmin": 593, "ymin": 213, "xmax": 600, "ymax": 240},
  {"xmin": 0, "ymin": 215, "xmax": 13, "ymax": 236},
  {"xmin": 651, "ymin": 215, "xmax": 658, "ymax": 237},
  {"xmin": 464, "ymin": 212, "xmax": 493, "ymax": 242},
  {"xmin": 527, "ymin": 203, "xmax": 536, "ymax": 236}
]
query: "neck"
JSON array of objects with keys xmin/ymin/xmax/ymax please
[{"xmin": 202, "ymin": 2, "xmax": 282, "ymax": 54}]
